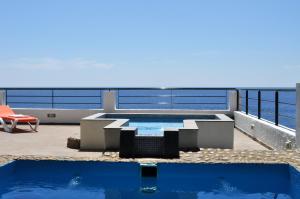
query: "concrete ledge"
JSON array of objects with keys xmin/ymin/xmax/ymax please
[
  {"xmin": 12, "ymin": 108, "xmax": 233, "ymax": 123},
  {"xmin": 114, "ymin": 109, "xmax": 232, "ymax": 115},
  {"xmin": 13, "ymin": 108, "xmax": 103, "ymax": 124},
  {"xmin": 234, "ymin": 111, "xmax": 296, "ymax": 150},
  {"xmin": 2, "ymin": 150, "xmax": 300, "ymax": 170},
  {"xmin": 80, "ymin": 119, "xmax": 114, "ymax": 151},
  {"xmin": 196, "ymin": 114, "xmax": 234, "ymax": 149},
  {"xmin": 179, "ymin": 120, "xmax": 198, "ymax": 149}
]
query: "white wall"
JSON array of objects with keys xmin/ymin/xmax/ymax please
[
  {"xmin": 80, "ymin": 119, "xmax": 114, "ymax": 150},
  {"xmin": 229, "ymin": 90, "xmax": 238, "ymax": 113},
  {"xmin": 13, "ymin": 109, "xmax": 102, "ymax": 124},
  {"xmin": 234, "ymin": 111, "xmax": 296, "ymax": 150},
  {"xmin": 297, "ymin": 83, "xmax": 300, "ymax": 148},
  {"xmin": 12, "ymin": 108, "xmax": 233, "ymax": 124},
  {"xmin": 103, "ymin": 91, "xmax": 116, "ymax": 112},
  {"xmin": 196, "ymin": 114, "xmax": 234, "ymax": 149}
]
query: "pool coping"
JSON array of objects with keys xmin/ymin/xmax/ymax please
[
  {"xmin": 82, "ymin": 113, "xmax": 232, "ymax": 133},
  {"xmin": 1, "ymin": 149, "xmax": 300, "ymax": 171}
]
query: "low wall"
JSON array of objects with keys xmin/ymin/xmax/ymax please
[
  {"xmin": 11, "ymin": 108, "xmax": 232, "ymax": 124},
  {"xmin": 13, "ymin": 109, "xmax": 102, "ymax": 124},
  {"xmin": 114, "ymin": 109, "xmax": 232, "ymax": 115},
  {"xmin": 234, "ymin": 111, "xmax": 296, "ymax": 150},
  {"xmin": 80, "ymin": 119, "xmax": 115, "ymax": 151},
  {"xmin": 196, "ymin": 114, "xmax": 234, "ymax": 149}
]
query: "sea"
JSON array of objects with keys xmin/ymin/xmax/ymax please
[{"xmin": 4, "ymin": 89, "xmax": 296, "ymax": 130}]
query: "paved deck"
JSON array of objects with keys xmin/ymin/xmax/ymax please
[{"xmin": 0, "ymin": 125, "xmax": 267, "ymax": 157}]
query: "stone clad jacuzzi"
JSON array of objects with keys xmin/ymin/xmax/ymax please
[{"xmin": 80, "ymin": 113, "xmax": 234, "ymax": 153}]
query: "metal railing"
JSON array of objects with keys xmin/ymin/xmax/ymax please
[
  {"xmin": 238, "ymin": 88, "xmax": 296, "ymax": 130},
  {"xmin": 1, "ymin": 87, "xmax": 236, "ymax": 110},
  {"xmin": 116, "ymin": 88, "xmax": 233, "ymax": 110},
  {"xmin": 0, "ymin": 87, "xmax": 297, "ymax": 130},
  {"xmin": 3, "ymin": 88, "xmax": 103, "ymax": 109}
]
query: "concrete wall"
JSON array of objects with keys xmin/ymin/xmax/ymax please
[
  {"xmin": 103, "ymin": 91, "xmax": 116, "ymax": 113},
  {"xmin": 13, "ymin": 109, "xmax": 102, "ymax": 124},
  {"xmin": 12, "ymin": 108, "xmax": 232, "ymax": 124},
  {"xmin": 80, "ymin": 119, "xmax": 114, "ymax": 151},
  {"xmin": 229, "ymin": 90, "xmax": 238, "ymax": 113},
  {"xmin": 234, "ymin": 111, "xmax": 296, "ymax": 150},
  {"xmin": 297, "ymin": 83, "xmax": 300, "ymax": 148},
  {"xmin": 196, "ymin": 114, "xmax": 234, "ymax": 149}
]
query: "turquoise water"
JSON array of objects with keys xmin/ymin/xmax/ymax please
[
  {"xmin": 128, "ymin": 119, "xmax": 182, "ymax": 136},
  {"xmin": 103, "ymin": 114, "xmax": 217, "ymax": 136},
  {"xmin": 0, "ymin": 161, "xmax": 299, "ymax": 199},
  {"xmin": 128, "ymin": 117, "xmax": 184, "ymax": 136}
]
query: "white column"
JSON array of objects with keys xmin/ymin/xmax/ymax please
[
  {"xmin": 296, "ymin": 83, "xmax": 300, "ymax": 148},
  {"xmin": 229, "ymin": 90, "xmax": 238, "ymax": 113},
  {"xmin": 0, "ymin": 90, "xmax": 5, "ymax": 105},
  {"xmin": 103, "ymin": 91, "xmax": 116, "ymax": 113}
]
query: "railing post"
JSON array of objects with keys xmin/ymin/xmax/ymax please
[
  {"xmin": 296, "ymin": 83, "xmax": 300, "ymax": 148},
  {"xmin": 51, "ymin": 89, "xmax": 54, "ymax": 109},
  {"xmin": 0, "ymin": 90, "xmax": 6, "ymax": 105},
  {"xmin": 170, "ymin": 89, "xmax": 173, "ymax": 109},
  {"xmin": 258, "ymin": 90, "xmax": 261, "ymax": 119},
  {"xmin": 245, "ymin": 90, "xmax": 249, "ymax": 114},
  {"xmin": 236, "ymin": 90, "xmax": 240, "ymax": 111},
  {"xmin": 116, "ymin": 89, "xmax": 119, "ymax": 109},
  {"xmin": 229, "ymin": 90, "xmax": 238, "ymax": 113},
  {"xmin": 103, "ymin": 90, "xmax": 116, "ymax": 112},
  {"xmin": 275, "ymin": 91, "xmax": 279, "ymax": 125}
]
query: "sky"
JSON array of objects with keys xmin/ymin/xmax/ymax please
[{"xmin": 0, "ymin": 0, "xmax": 299, "ymax": 87}]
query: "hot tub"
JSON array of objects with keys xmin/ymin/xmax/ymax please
[{"xmin": 80, "ymin": 113, "xmax": 234, "ymax": 151}]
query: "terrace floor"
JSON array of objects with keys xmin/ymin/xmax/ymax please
[{"xmin": 0, "ymin": 125, "xmax": 268, "ymax": 158}]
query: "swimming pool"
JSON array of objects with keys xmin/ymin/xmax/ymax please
[{"xmin": 0, "ymin": 160, "xmax": 299, "ymax": 199}]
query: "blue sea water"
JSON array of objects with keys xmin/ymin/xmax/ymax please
[
  {"xmin": 239, "ymin": 90, "xmax": 296, "ymax": 130},
  {"xmin": 4, "ymin": 89, "xmax": 296, "ymax": 129},
  {"xmin": 0, "ymin": 160, "xmax": 299, "ymax": 199}
]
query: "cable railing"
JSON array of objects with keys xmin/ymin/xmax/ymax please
[
  {"xmin": 0, "ymin": 87, "xmax": 297, "ymax": 130},
  {"xmin": 4, "ymin": 88, "xmax": 103, "ymax": 109},
  {"xmin": 238, "ymin": 88, "xmax": 296, "ymax": 130},
  {"xmin": 1, "ymin": 87, "xmax": 235, "ymax": 110},
  {"xmin": 116, "ymin": 88, "xmax": 231, "ymax": 110}
]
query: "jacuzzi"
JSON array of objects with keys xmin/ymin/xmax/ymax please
[{"xmin": 80, "ymin": 113, "xmax": 234, "ymax": 151}]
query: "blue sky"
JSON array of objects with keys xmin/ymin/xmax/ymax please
[{"xmin": 0, "ymin": 0, "xmax": 299, "ymax": 87}]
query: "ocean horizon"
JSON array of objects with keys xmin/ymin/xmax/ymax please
[{"xmin": 4, "ymin": 89, "xmax": 296, "ymax": 130}]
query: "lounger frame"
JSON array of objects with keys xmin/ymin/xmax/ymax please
[{"xmin": 0, "ymin": 118, "xmax": 39, "ymax": 133}]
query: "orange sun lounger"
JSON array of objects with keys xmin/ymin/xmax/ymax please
[{"xmin": 0, "ymin": 105, "xmax": 39, "ymax": 132}]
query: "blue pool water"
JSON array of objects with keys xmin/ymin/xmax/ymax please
[
  {"xmin": 0, "ymin": 161, "xmax": 299, "ymax": 199},
  {"xmin": 103, "ymin": 114, "xmax": 217, "ymax": 136}
]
